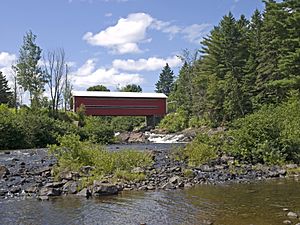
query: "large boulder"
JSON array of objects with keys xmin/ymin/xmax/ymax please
[
  {"xmin": 128, "ymin": 132, "xmax": 146, "ymax": 143},
  {"xmin": 92, "ymin": 182, "xmax": 118, "ymax": 196}
]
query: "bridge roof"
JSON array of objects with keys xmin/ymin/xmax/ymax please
[{"xmin": 73, "ymin": 91, "xmax": 168, "ymax": 99}]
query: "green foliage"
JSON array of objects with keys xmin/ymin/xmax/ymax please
[
  {"xmin": 0, "ymin": 71, "xmax": 12, "ymax": 105},
  {"xmin": 118, "ymin": 84, "xmax": 142, "ymax": 92},
  {"xmin": 49, "ymin": 134, "xmax": 153, "ymax": 182},
  {"xmin": 159, "ymin": 107, "xmax": 188, "ymax": 133},
  {"xmin": 224, "ymin": 96, "xmax": 300, "ymax": 164},
  {"xmin": 81, "ymin": 116, "xmax": 114, "ymax": 144},
  {"xmin": 0, "ymin": 105, "xmax": 78, "ymax": 150},
  {"xmin": 155, "ymin": 63, "xmax": 175, "ymax": 96},
  {"xmin": 184, "ymin": 133, "xmax": 220, "ymax": 166},
  {"xmin": 111, "ymin": 116, "xmax": 144, "ymax": 132},
  {"xmin": 87, "ymin": 85, "xmax": 110, "ymax": 92},
  {"xmin": 14, "ymin": 30, "xmax": 45, "ymax": 108}
]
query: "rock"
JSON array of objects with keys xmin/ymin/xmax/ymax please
[
  {"xmin": 283, "ymin": 208, "xmax": 289, "ymax": 212},
  {"xmin": 0, "ymin": 189, "xmax": 8, "ymax": 196},
  {"xmin": 169, "ymin": 176, "xmax": 181, "ymax": 184},
  {"xmin": 59, "ymin": 171, "xmax": 79, "ymax": 180},
  {"xmin": 10, "ymin": 186, "xmax": 21, "ymax": 194},
  {"xmin": 39, "ymin": 187, "xmax": 61, "ymax": 196},
  {"xmin": 200, "ymin": 165, "xmax": 214, "ymax": 172},
  {"xmin": 128, "ymin": 132, "xmax": 146, "ymax": 143},
  {"xmin": 0, "ymin": 165, "xmax": 10, "ymax": 178},
  {"xmin": 202, "ymin": 220, "xmax": 214, "ymax": 225},
  {"xmin": 146, "ymin": 185, "xmax": 155, "ymax": 190},
  {"xmin": 77, "ymin": 188, "xmax": 91, "ymax": 198},
  {"xmin": 283, "ymin": 220, "xmax": 292, "ymax": 224},
  {"xmin": 278, "ymin": 169, "xmax": 287, "ymax": 176},
  {"xmin": 25, "ymin": 186, "xmax": 38, "ymax": 193},
  {"xmin": 44, "ymin": 181, "xmax": 66, "ymax": 188},
  {"xmin": 63, "ymin": 181, "xmax": 78, "ymax": 194},
  {"xmin": 287, "ymin": 211, "xmax": 298, "ymax": 218},
  {"xmin": 286, "ymin": 164, "xmax": 298, "ymax": 169},
  {"xmin": 38, "ymin": 196, "xmax": 49, "ymax": 201},
  {"xmin": 116, "ymin": 132, "xmax": 130, "ymax": 142},
  {"xmin": 92, "ymin": 183, "xmax": 118, "ymax": 196},
  {"xmin": 4, "ymin": 151, "xmax": 10, "ymax": 154}
]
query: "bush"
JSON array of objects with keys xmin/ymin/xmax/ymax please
[
  {"xmin": 81, "ymin": 116, "xmax": 115, "ymax": 144},
  {"xmin": 49, "ymin": 134, "xmax": 153, "ymax": 183},
  {"xmin": 159, "ymin": 107, "xmax": 188, "ymax": 133},
  {"xmin": 111, "ymin": 116, "xmax": 144, "ymax": 132},
  {"xmin": 224, "ymin": 96, "xmax": 300, "ymax": 164},
  {"xmin": 183, "ymin": 133, "xmax": 221, "ymax": 166}
]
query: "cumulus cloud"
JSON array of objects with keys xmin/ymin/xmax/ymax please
[
  {"xmin": 83, "ymin": 12, "xmax": 211, "ymax": 54},
  {"xmin": 0, "ymin": 52, "xmax": 17, "ymax": 85},
  {"xmin": 113, "ymin": 55, "xmax": 182, "ymax": 72},
  {"xmin": 0, "ymin": 52, "xmax": 16, "ymax": 67},
  {"xmin": 72, "ymin": 59, "xmax": 144, "ymax": 88},
  {"xmin": 182, "ymin": 23, "xmax": 211, "ymax": 44},
  {"xmin": 83, "ymin": 13, "xmax": 153, "ymax": 54}
]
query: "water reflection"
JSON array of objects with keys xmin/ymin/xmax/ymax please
[{"xmin": 1, "ymin": 179, "xmax": 300, "ymax": 225}]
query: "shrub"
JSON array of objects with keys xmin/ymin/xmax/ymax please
[
  {"xmin": 183, "ymin": 133, "xmax": 221, "ymax": 166},
  {"xmin": 81, "ymin": 116, "xmax": 114, "ymax": 144},
  {"xmin": 49, "ymin": 134, "xmax": 153, "ymax": 183},
  {"xmin": 224, "ymin": 96, "xmax": 300, "ymax": 164},
  {"xmin": 159, "ymin": 107, "xmax": 188, "ymax": 133},
  {"xmin": 111, "ymin": 116, "xmax": 144, "ymax": 132}
]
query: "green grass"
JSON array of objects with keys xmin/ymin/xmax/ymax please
[{"xmin": 49, "ymin": 134, "xmax": 153, "ymax": 186}]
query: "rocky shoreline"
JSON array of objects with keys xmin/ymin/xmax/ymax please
[{"xmin": 0, "ymin": 147, "xmax": 299, "ymax": 201}]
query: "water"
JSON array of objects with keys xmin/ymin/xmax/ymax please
[{"xmin": 1, "ymin": 179, "xmax": 300, "ymax": 225}]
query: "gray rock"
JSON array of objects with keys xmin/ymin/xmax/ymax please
[
  {"xmin": 0, "ymin": 189, "xmax": 8, "ymax": 196},
  {"xmin": 92, "ymin": 183, "xmax": 118, "ymax": 196},
  {"xmin": 77, "ymin": 188, "xmax": 91, "ymax": 197},
  {"xmin": 38, "ymin": 196, "xmax": 49, "ymax": 201},
  {"xmin": 80, "ymin": 166, "xmax": 94, "ymax": 175},
  {"xmin": 286, "ymin": 164, "xmax": 298, "ymax": 169},
  {"xmin": 0, "ymin": 165, "xmax": 10, "ymax": 178},
  {"xmin": 44, "ymin": 181, "xmax": 66, "ymax": 188},
  {"xmin": 63, "ymin": 181, "xmax": 78, "ymax": 194},
  {"xmin": 25, "ymin": 186, "xmax": 38, "ymax": 193},
  {"xmin": 146, "ymin": 185, "xmax": 155, "ymax": 190},
  {"xmin": 283, "ymin": 220, "xmax": 292, "ymax": 224},
  {"xmin": 10, "ymin": 186, "xmax": 21, "ymax": 194},
  {"xmin": 287, "ymin": 211, "xmax": 298, "ymax": 218},
  {"xmin": 39, "ymin": 187, "xmax": 61, "ymax": 196},
  {"xmin": 169, "ymin": 175, "xmax": 181, "ymax": 184},
  {"xmin": 59, "ymin": 171, "xmax": 79, "ymax": 180}
]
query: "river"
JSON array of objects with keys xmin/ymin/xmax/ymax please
[{"xmin": 1, "ymin": 144, "xmax": 300, "ymax": 225}]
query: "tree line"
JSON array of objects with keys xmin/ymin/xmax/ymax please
[{"xmin": 159, "ymin": 0, "xmax": 299, "ymax": 130}]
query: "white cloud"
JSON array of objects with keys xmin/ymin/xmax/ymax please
[
  {"xmin": 0, "ymin": 52, "xmax": 16, "ymax": 67},
  {"xmin": 182, "ymin": 24, "xmax": 211, "ymax": 44},
  {"xmin": 72, "ymin": 59, "xmax": 144, "ymax": 88},
  {"xmin": 83, "ymin": 13, "xmax": 211, "ymax": 53},
  {"xmin": 0, "ymin": 52, "xmax": 17, "ymax": 86},
  {"xmin": 83, "ymin": 13, "xmax": 153, "ymax": 54},
  {"xmin": 113, "ymin": 55, "xmax": 182, "ymax": 72}
]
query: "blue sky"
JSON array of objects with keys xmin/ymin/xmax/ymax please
[{"xmin": 0, "ymin": 0, "xmax": 264, "ymax": 93}]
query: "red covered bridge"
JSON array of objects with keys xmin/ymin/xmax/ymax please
[{"xmin": 73, "ymin": 91, "xmax": 168, "ymax": 126}]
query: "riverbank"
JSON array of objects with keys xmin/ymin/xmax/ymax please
[{"xmin": 1, "ymin": 146, "xmax": 299, "ymax": 200}]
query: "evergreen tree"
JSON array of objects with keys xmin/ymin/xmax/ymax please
[
  {"xmin": 14, "ymin": 30, "xmax": 45, "ymax": 108},
  {"xmin": 118, "ymin": 84, "xmax": 142, "ymax": 92},
  {"xmin": 87, "ymin": 85, "xmax": 110, "ymax": 92},
  {"xmin": 0, "ymin": 71, "xmax": 12, "ymax": 105},
  {"xmin": 155, "ymin": 63, "xmax": 175, "ymax": 96}
]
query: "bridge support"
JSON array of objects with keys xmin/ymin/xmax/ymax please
[{"xmin": 146, "ymin": 115, "xmax": 161, "ymax": 128}]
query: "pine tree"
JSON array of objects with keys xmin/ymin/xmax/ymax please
[
  {"xmin": 155, "ymin": 63, "xmax": 175, "ymax": 96},
  {"xmin": 14, "ymin": 30, "xmax": 45, "ymax": 108},
  {"xmin": 0, "ymin": 71, "xmax": 12, "ymax": 105}
]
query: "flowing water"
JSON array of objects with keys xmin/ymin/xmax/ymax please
[{"xmin": 1, "ymin": 144, "xmax": 300, "ymax": 225}]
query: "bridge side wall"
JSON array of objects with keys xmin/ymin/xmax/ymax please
[{"xmin": 74, "ymin": 96, "xmax": 167, "ymax": 116}]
